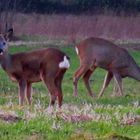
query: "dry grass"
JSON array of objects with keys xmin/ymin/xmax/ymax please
[
  {"xmin": 8, "ymin": 13, "xmax": 139, "ymax": 41},
  {"xmin": 1, "ymin": 102, "xmax": 140, "ymax": 126}
]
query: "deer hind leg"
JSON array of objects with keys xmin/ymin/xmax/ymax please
[
  {"xmin": 55, "ymin": 69, "xmax": 66, "ymax": 108},
  {"xmin": 18, "ymin": 79, "xmax": 27, "ymax": 106},
  {"xmin": 46, "ymin": 79, "xmax": 57, "ymax": 107},
  {"xmin": 41, "ymin": 74, "xmax": 57, "ymax": 107},
  {"xmin": 73, "ymin": 64, "xmax": 89, "ymax": 96},
  {"xmin": 83, "ymin": 68, "xmax": 96, "ymax": 97},
  {"xmin": 26, "ymin": 82, "xmax": 32, "ymax": 105},
  {"xmin": 98, "ymin": 71, "xmax": 113, "ymax": 98},
  {"xmin": 113, "ymin": 72, "xmax": 123, "ymax": 96}
]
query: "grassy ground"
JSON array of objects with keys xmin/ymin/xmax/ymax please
[{"xmin": 0, "ymin": 44, "xmax": 140, "ymax": 140}]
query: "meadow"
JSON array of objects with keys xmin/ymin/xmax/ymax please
[{"xmin": 0, "ymin": 41, "xmax": 140, "ymax": 140}]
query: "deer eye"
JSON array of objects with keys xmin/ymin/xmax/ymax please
[{"xmin": 3, "ymin": 42, "xmax": 6, "ymax": 45}]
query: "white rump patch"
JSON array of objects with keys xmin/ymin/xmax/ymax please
[
  {"xmin": 75, "ymin": 47, "xmax": 79, "ymax": 55},
  {"xmin": 59, "ymin": 56, "xmax": 70, "ymax": 69}
]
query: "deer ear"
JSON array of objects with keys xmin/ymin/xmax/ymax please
[
  {"xmin": 0, "ymin": 33, "xmax": 7, "ymax": 42},
  {"xmin": 4, "ymin": 28, "xmax": 13, "ymax": 41},
  {"xmin": 3, "ymin": 34, "xmax": 7, "ymax": 41}
]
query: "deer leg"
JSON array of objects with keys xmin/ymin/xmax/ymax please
[
  {"xmin": 112, "ymin": 82, "xmax": 118, "ymax": 96},
  {"xmin": 98, "ymin": 72, "xmax": 113, "ymax": 98},
  {"xmin": 41, "ymin": 74, "xmax": 57, "ymax": 107},
  {"xmin": 18, "ymin": 80, "xmax": 27, "ymax": 106},
  {"xmin": 73, "ymin": 65, "xmax": 89, "ymax": 96},
  {"xmin": 112, "ymin": 80, "xmax": 124, "ymax": 97},
  {"xmin": 26, "ymin": 82, "xmax": 32, "ymax": 105},
  {"xmin": 83, "ymin": 69, "xmax": 96, "ymax": 97},
  {"xmin": 55, "ymin": 69, "xmax": 66, "ymax": 108},
  {"xmin": 113, "ymin": 72, "xmax": 123, "ymax": 96},
  {"xmin": 46, "ymin": 80, "xmax": 57, "ymax": 107}
]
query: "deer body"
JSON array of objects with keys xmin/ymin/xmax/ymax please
[
  {"xmin": 73, "ymin": 37, "xmax": 140, "ymax": 97},
  {"xmin": 0, "ymin": 36, "xmax": 70, "ymax": 107},
  {"xmin": 2, "ymin": 48, "xmax": 67, "ymax": 82}
]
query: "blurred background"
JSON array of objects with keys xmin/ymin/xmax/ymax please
[{"xmin": 0, "ymin": 0, "xmax": 140, "ymax": 42}]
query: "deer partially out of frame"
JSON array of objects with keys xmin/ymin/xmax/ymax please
[
  {"xmin": 73, "ymin": 37, "xmax": 140, "ymax": 98},
  {"xmin": 0, "ymin": 34, "xmax": 70, "ymax": 107}
]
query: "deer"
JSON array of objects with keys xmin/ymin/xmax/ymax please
[
  {"xmin": 73, "ymin": 37, "xmax": 140, "ymax": 98},
  {"xmin": 0, "ymin": 34, "xmax": 70, "ymax": 108}
]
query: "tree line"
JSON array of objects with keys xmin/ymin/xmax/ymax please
[{"xmin": 0, "ymin": 0, "xmax": 140, "ymax": 15}]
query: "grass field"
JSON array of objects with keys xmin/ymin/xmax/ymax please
[{"xmin": 0, "ymin": 44, "xmax": 140, "ymax": 140}]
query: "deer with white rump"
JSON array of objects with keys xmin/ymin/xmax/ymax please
[
  {"xmin": 73, "ymin": 37, "xmax": 140, "ymax": 98},
  {"xmin": 0, "ymin": 34, "xmax": 70, "ymax": 107}
]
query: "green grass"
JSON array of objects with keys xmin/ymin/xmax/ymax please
[{"xmin": 0, "ymin": 45, "xmax": 140, "ymax": 140}]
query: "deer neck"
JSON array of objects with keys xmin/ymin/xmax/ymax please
[{"xmin": 1, "ymin": 52, "xmax": 12, "ymax": 72}]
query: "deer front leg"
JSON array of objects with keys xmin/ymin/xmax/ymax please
[
  {"xmin": 98, "ymin": 71, "xmax": 113, "ymax": 98},
  {"xmin": 73, "ymin": 65, "xmax": 89, "ymax": 96},
  {"xmin": 112, "ymin": 80, "xmax": 124, "ymax": 97},
  {"xmin": 18, "ymin": 80, "xmax": 27, "ymax": 106},
  {"xmin": 26, "ymin": 82, "xmax": 32, "ymax": 105},
  {"xmin": 113, "ymin": 72, "xmax": 123, "ymax": 96}
]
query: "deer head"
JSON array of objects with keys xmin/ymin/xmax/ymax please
[{"xmin": 0, "ymin": 34, "xmax": 8, "ymax": 56}]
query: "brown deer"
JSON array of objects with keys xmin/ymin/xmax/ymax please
[
  {"xmin": 73, "ymin": 37, "xmax": 140, "ymax": 98},
  {"xmin": 0, "ymin": 34, "xmax": 70, "ymax": 107}
]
